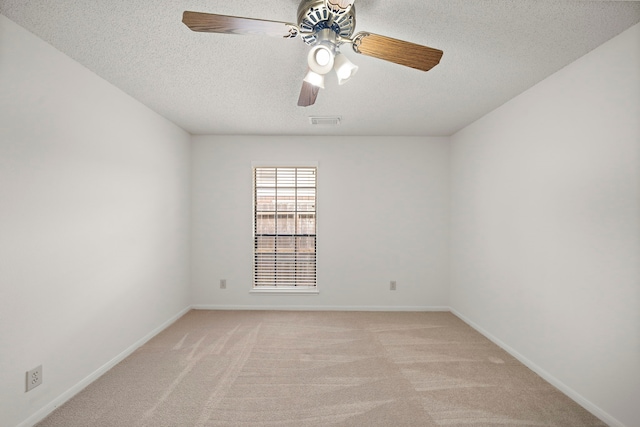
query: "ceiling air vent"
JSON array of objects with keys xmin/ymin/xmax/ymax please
[{"xmin": 309, "ymin": 116, "xmax": 341, "ymax": 125}]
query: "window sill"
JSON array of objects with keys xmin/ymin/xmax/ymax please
[{"xmin": 250, "ymin": 287, "xmax": 319, "ymax": 295}]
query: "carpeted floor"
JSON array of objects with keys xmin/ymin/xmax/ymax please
[{"xmin": 37, "ymin": 310, "xmax": 606, "ymax": 426}]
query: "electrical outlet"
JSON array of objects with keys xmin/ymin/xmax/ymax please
[
  {"xmin": 26, "ymin": 365, "xmax": 42, "ymax": 392},
  {"xmin": 220, "ymin": 279, "xmax": 227, "ymax": 289},
  {"xmin": 390, "ymin": 281, "xmax": 397, "ymax": 291}
]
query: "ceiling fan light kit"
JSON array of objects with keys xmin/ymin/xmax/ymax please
[
  {"xmin": 182, "ymin": 0, "xmax": 443, "ymax": 106},
  {"xmin": 307, "ymin": 28, "xmax": 337, "ymax": 75}
]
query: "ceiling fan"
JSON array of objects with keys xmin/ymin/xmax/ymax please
[{"xmin": 182, "ymin": 0, "xmax": 443, "ymax": 107}]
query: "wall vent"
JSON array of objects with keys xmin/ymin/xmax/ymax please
[{"xmin": 309, "ymin": 116, "xmax": 341, "ymax": 125}]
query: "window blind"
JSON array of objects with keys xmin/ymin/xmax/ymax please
[{"xmin": 254, "ymin": 167, "xmax": 317, "ymax": 288}]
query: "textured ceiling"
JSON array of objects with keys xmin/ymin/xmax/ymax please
[{"xmin": 1, "ymin": 1, "xmax": 639, "ymax": 136}]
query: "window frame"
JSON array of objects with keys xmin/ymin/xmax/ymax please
[{"xmin": 251, "ymin": 162, "xmax": 318, "ymax": 294}]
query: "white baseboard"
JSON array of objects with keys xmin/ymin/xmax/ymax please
[
  {"xmin": 450, "ymin": 308, "xmax": 625, "ymax": 427},
  {"xmin": 191, "ymin": 304, "xmax": 451, "ymax": 312},
  {"xmin": 16, "ymin": 305, "xmax": 192, "ymax": 427}
]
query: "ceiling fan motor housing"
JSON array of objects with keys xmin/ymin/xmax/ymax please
[{"xmin": 297, "ymin": 0, "xmax": 356, "ymax": 45}]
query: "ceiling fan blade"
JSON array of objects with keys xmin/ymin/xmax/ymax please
[
  {"xmin": 297, "ymin": 81, "xmax": 320, "ymax": 107},
  {"xmin": 182, "ymin": 11, "xmax": 299, "ymax": 38},
  {"xmin": 325, "ymin": 0, "xmax": 356, "ymax": 15},
  {"xmin": 352, "ymin": 32, "xmax": 443, "ymax": 72}
]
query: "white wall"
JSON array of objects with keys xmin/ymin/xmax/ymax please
[
  {"xmin": 191, "ymin": 135, "xmax": 450, "ymax": 310},
  {"xmin": 0, "ymin": 15, "xmax": 191, "ymax": 427},
  {"xmin": 450, "ymin": 23, "xmax": 640, "ymax": 427}
]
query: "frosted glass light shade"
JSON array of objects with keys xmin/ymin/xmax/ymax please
[
  {"xmin": 334, "ymin": 53, "xmax": 358, "ymax": 85},
  {"xmin": 307, "ymin": 45, "xmax": 335, "ymax": 75},
  {"xmin": 303, "ymin": 69, "xmax": 325, "ymax": 89}
]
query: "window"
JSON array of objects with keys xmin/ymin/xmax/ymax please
[{"xmin": 253, "ymin": 166, "xmax": 317, "ymax": 290}]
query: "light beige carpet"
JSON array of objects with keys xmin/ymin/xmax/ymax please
[{"xmin": 37, "ymin": 310, "xmax": 606, "ymax": 426}]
